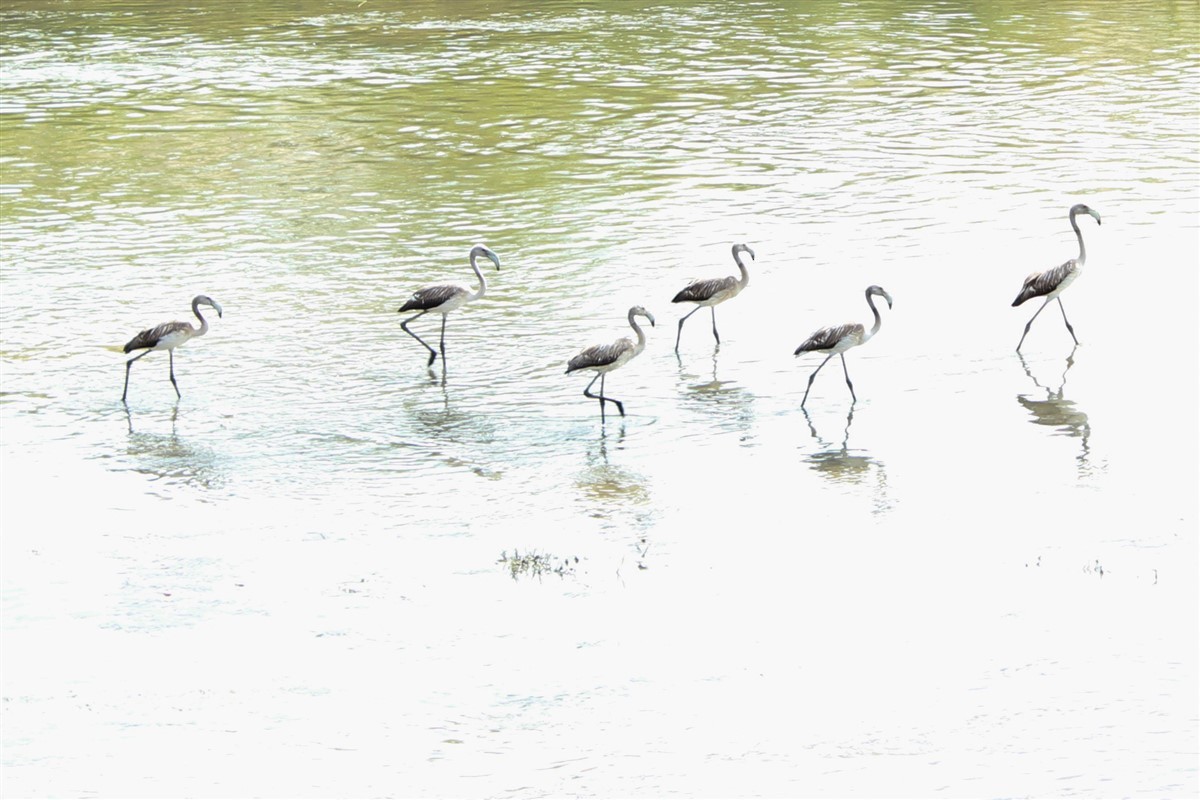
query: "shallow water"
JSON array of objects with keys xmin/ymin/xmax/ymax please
[{"xmin": 2, "ymin": 1, "xmax": 1198, "ymax": 796}]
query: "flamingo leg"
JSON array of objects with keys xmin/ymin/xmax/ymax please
[
  {"xmin": 400, "ymin": 311, "xmax": 438, "ymax": 366},
  {"xmin": 1056, "ymin": 297, "xmax": 1079, "ymax": 345},
  {"xmin": 710, "ymin": 307, "xmax": 720, "ymax": 345},
  {"xmin": 439, "ymin": 314, "xmax": 448, "ymax": 366},
  {"xmin": 122, "ymin": 349, "xmax": 152, "ymax": 403},
  {"xmin": 840, "ymin": 353, "xmax": 856, "ymax": 403},
  {"xmin": 674, "ymin": 306, "xmax": 702, "ymax": 353},
  {"xmin": 583, "ymin": 373, "xmax": 624, "ymax": 421},
  {"xmin": 801, "ymin": 354, "xmax": 835, "ymax": 408},
  {"xmin": 1016, "ymin": 296, "xmax": 1053, "ymax": 352},
  {"xmin": 168, "ymin": 349, "xmax": 181, "ymax": 398}
]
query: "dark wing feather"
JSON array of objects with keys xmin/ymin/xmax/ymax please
[
  {"xmin": 566, "ymin": 339, "xmax": 632, "ymax": 373},
  {"xmin": 1012, "ymin": 260, "xmax": 1076, "ymax": 306},
  {"xmin": 400, "ymin": 284, "xmax": 466, "ymax": 312},
  {"xmin": 123, "ymin": 320, "xmax": 192, "ymax": 353},
  {"xmin": 673, "ymin": 275, "xmax": 736, "ymax": 303},
  {"xmin": 794, "ymin": 323, "xmax": 862, "ymax": 355}
]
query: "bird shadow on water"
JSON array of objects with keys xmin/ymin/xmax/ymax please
[
  {"xmin": 801, "ymin": 406, "xmax": 892, "ymax": 515},
  {"xmin": 1017, "ymin": 347, "xmax": 1100, "ymax": 478},
  {"xmin": 120, "ymin": 405, "xmax": 224, "ymax": 491}
]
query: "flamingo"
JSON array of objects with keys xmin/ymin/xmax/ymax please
[
  {"xmin": 566, "ymin": 306, "xmax": 656, "ymax": 420},
  {"xmin": 671, "ymin": 243, "xmax": 755, "ymax": 352},
  {"xmin": 397, "ymin": 244, "xmax": 501, "ymax": 367},
  {"xmin": 122, "ymin": 294, "xmax": 223, "ymax": 403},
  {"xmin": 1012, "ymin": 203, "xmax": 1101, "ymax": 352},
  {"xmin": 794, "ymin": 285, "xmax": 892, "ymax": 406}
]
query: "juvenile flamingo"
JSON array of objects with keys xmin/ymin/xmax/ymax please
[
  {"xmin": 566, "ymin": 306, "xmax": 656, "ymax": 420},
  {"xmin": 1012, "ymin": 203, "xmax": 1101, "ymax": 352},
  {"xmin": 794, "ymin": 285, "xmax": 892, "ymax": 407},
  {"xmin": 122, "ymin": 294, "xmax": 223, "ymax": 403},
  {"xmin": 398, "ymin": 244, "xmax": 501, "ymax": 367},
  {"xmin": 672, "ymin": 243, "xmax": 755, "ymax": 352}
]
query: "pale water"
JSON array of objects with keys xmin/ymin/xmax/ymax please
[{"xmin": 1, "ymin": 1, "xmax": 1198, "ymax": 797}]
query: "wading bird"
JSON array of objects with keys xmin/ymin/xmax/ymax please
[
  {"xmin": 672, "ymin": 243, "xmax": 755, "ymax": 352},
  {"xmin": 1012, "ymin": 203, "xmax": 1101, "ymax": 352},
  {"xmin": 566, "ymin": 306, "xmax": 656, "ymax": 420},
  {"xmin": 122, "ymin": 294, "xmax": 223, "ymax": 403},
  {"xmin": 397, "ymin": 244, "xmax": 501, "ymax": 367},
  {"xmin": 794, "ymin": 285, "xmax": 892, "ymax": 407}
]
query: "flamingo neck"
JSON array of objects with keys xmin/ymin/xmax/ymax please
[
  {"xmin": 628, "ymin": 312, "xmax": 648, "ymax": 354},
  {"xmin": 865, "ymin": 292, "xmax": 884, "ymax": 341},
  {"xmin": 469, "ymin": 254, "xmax": 488, "ymax": 300},
  {"xmin": 1070, "ymin": 212, "xmax": 1087, "ymax": 265},
  {"xmin": 191, "ymin": 300, "xmax": 210, "ymax": 337},
  {"xmin": 733, "ymin": 249, "xmax": 751, "ymax": 289}
]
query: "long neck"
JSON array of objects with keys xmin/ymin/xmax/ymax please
[
  {"xmin": 733, "ymin": 248, "xmax": 750, "ymax": 289},
  {"xmin": 469, "ymin": 254, "xmax": 488, "ymax": 300},
  {"xmin": 628, "ymin": 312, "xmax": 648, "ymax": 355},
  {"xmin": 191, "ymin": 300, "xmax": 210, "ymax": 337},
  {"xmin": 865, "ymin": 291, "xmax": 884, "ymax": 341},
  {"xmin": 1070, "ymin": 212, "xmax": 1087, "ymax": 265}
]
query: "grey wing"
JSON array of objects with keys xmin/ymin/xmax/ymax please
[
  {"xmin": 795, "ymin": 323, "xmax": 862, "ymax": 354},
  {"xmin": 566, "ymin": 339, "xmax": 632, "ymax": 373},
  {"xmin": 400, "ymin": 283, "xmax": 466, "ymax": 312},
  {"xmin": 673, "ymin": 275, "xmax": 736, "ymax": 303},
  {"xmin": 124, "ymin": 320, "xmax": 191, "ymax": 352},
  {"xmin": 1012, "ymin": 260, "xmax": 1076, "ymax": 306}
]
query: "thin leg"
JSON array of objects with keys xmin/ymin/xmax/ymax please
[
  {"xmin": 168, "ymin": 350, "xmax": 181, "ymax": 399},
  {"xmin": 1016, "ymin": 297, "xmax": 1052, "ymax": 352},
  {"xmin": 583, "ymin": 373, "xmax": 625, "ymax": 420},
  {"xmin": 710, "ymin": 307, "xmax": 720, "ymax": 345},
  {"xmin": 801, "ymin": 354, "xmax": 835, "ymax": 407},
  {"xmin": 400, "ymin": 311, "xmax": 438, "ymax": 366},
  {"xmin": 1056, "ymin": 298, "xmax": 1078, "ymax": 345},
  {"xmin": 840, "ymin": 353, "xmax": 856, "ymax": 403},
  {"xmin": 675, "ymin": 307, "xmax": 701, "ymax": 352},
  {"xmin": 583, "ymin": 374, "xmax": 604, "ymax": 421},
  {"xmin": 122, "ymin": 349, "xmax": 151, "ymax": 403},
  {"xmin": 439, "ymin": 315, "xmax": 448, "ymax": 365}
]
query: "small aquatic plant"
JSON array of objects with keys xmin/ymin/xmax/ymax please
[{"xmin": 498, "ymin": 550, "xmax": 578, "ymax": 581}]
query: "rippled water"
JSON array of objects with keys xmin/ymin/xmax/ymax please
[{"xmin": 3, "ymin": 1, "xmax": 1198, "ymax": 796}]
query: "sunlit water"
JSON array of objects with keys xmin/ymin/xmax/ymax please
[{"xmin": 2, "ymin": 1, "xmax": 1198, "ymax": 796}]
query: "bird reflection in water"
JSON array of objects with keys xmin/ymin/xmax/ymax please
[
  {"xmin": 674, "ymin": 351, "xmax": 756, "ymax": 440},
  {"xmin": 124, "ymin": 405, "xmax": 223, "ymax": 490},
  {"xmin": 575, "ymin": 424, "xmax": 654, "ymax": 543},
  {"xmin": 1017, "ymin": 347, "xmax": 1098, "ymax": 476},
  {"xmin": 802, "ymin": 406, "xmax": 892, "ymax": 514}
]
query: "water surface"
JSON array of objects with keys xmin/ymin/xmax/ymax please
[{"xmin": 2, "ymin": 1, "xmax": 1197, "ymax": 796}]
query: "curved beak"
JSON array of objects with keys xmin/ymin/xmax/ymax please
[
  {"xmin": 487, "ymin": 250, "xmax": 501, "ymax": 271},
  {"xmin": 1089, "ymin": 209, "xmax": 1102, "ymax": 226},
  {"xmin": 647, "ymin": 312, "xmax": 657, "ymax": 327},
  {"xmin": 211, "ymin": 300, "xmax": 224, "ymax": 318},
  {"xmin": 883, "ymin": 291, "xmax": 894, "ymax": 310}
]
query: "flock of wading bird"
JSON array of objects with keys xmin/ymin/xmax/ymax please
[{"xmin": 121, "ymin": 203, "xmax": 1101, "ymax": 419}]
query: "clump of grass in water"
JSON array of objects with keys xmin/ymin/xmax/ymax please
[{"xmin": 498, "ymin": 550, "xmax": 578, "ymax": 581}]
